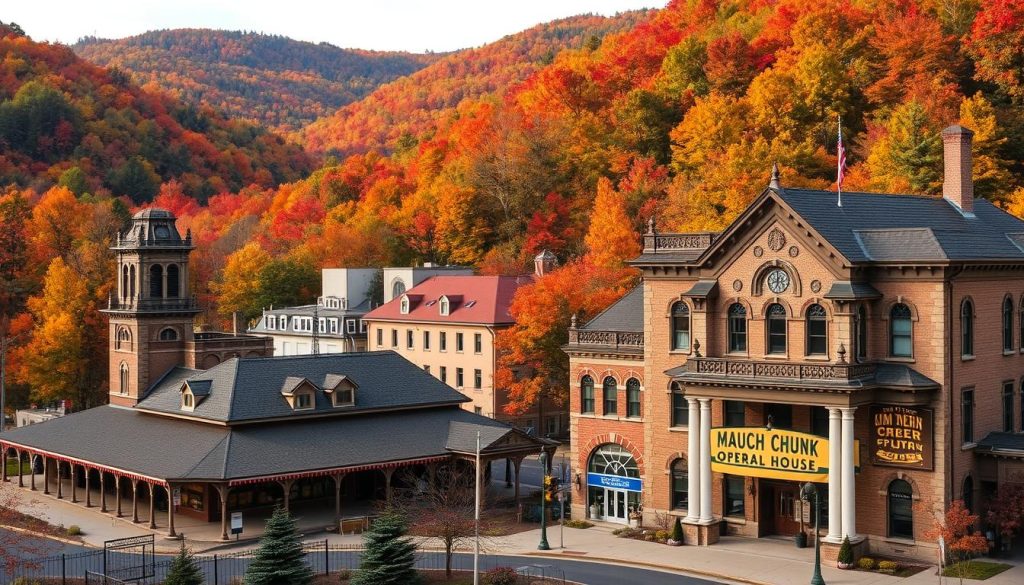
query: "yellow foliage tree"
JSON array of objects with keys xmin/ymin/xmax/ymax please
[
  {"xmin": 214, "ymin": 241, "xmax": 272, "ymax": 321},
  {"xmin": 959, "ymin": 93, "xmax": 1015, "ymax": 203},
  {"xmin": 584, "ymin": 178, "xmax": 640, "ymax": 269}
]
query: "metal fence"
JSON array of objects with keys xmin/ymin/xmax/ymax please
[{"xmin": 2, "ymin": 541, "xmax": 547, "ymax": 584}]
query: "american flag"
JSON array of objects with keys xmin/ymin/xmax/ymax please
[{"xmin": 837, "ymin": 116, "xmax": 846, "ymax": 207}]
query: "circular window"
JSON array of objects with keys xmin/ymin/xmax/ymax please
[{"xmin": 766, "ymin": 269, "xmax": 790, "ymax": 294}]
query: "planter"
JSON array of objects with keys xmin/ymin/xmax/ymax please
[
  {"xmin": 837, "ymin": 562, "xmax": 854, "ymax": 570},
  {"xmin": 667, "ymin": 539, "xmax": 683, "ymax": 546},
  {"xmin": 794, "ymin": 532, "xmax": 807, "ymax": 548}
]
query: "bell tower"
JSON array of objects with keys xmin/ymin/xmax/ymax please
[{"xmin": 102, "ymin": 209, "xmax": 200, "ymax": 407}]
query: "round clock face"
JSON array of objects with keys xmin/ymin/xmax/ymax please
[{"xmin": 766, "ymin": 269, "xmax": 790, "ymax": 294}]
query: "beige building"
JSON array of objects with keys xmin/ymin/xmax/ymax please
[{"xmin": 364, "ymin": 255, "xmax": 566, "ymax": 436}]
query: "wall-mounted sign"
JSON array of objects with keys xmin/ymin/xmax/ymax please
[
  {"xmin": 870, "ymin": 405, "xmax": 933, "ymax": 470},
  {"xmin": 587, "ymin": 472, "xmax": 642, "ymax": 493},
  {"xmin": 710, "ymin": 427, "xmax": 859, "ymax": 483}
]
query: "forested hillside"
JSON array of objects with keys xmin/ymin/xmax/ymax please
[
  {"xmin": 74, "ymin": 30, "xmax": 443, "ymax": 131},
  {"xmin": 6, "ymin": 0, "xmax": 1024, "ymax": 415},
  {"xmin": 0, "ymin": 24, "xmax": 313, "ymax": 203},
  {"xmin": 301, "ymin": 12, "xmax": 651, "ymax": 156}
]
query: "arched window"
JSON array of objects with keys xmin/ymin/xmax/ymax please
[
  {"xmin": 129, "ymin": 265, "xmax": 136, "ymax": 299},
  {"xmin": 806, "ymin": 304, "xmax": 827, "ymax": 355},
  {"xmin": 603, "ymin": 377, "xmax": 617, "ymax": 416},
  {"xmin": 392, "ymin": 280, "xmax": 406, "ymax": 299},
  {"xmin": 671, "ymin": 302, "xmax": 690, "ymax": 351},
  {"xmin": 580, "ymin": 376, "xmax": 595, "ymax": 414},
  {"xmin": 121, "ymin": 265, "xmax": 129, "ymax": 301},
  {"xmin": 182, "ymin": 392, "xmax": 194, "ymax": 409},
  {"xmin": 159, "ymin": 327, "xmax": 179, "ymax": 341},
  {"xmin": 149, "ymin": 264, "xmax": 163, "ymax": 298},
  {"xmin": 671, "ymin": 459, "xmax": 688, "ymax": 511},
  {"xmin": 889, "ymin": 303, "xmax": 913, "ymax": 358},
  {"xmin": 439, "ymin": 297, "xmax": 450, "ymax": 316},
  {"xmin": 856, "ymin": 305, "xmax": 867, "ymax": 361},
  {"xmin": 626, "ymin": 378, "xmax": 641, "ymax": 418},
  {"xmin": 399, "ymin": 296, "xmax": 410, "ymax": 314},
  {"xmin": 962, "ymin": 475, "xmax": 974, "ymax": 514},
  {"xmin": 888, "ymin": 479, "xmax": 914, "ymax": 539},
  {"xmin": 1004, "ymin": 297, "xmax": 1014, "ymax": 352},
  {"xmin": 728, "ymin": 303, "xmax": 747, "ymax": 353},
  {"xmin": 166, "ymin": 264, "xmax": 180, "ymax": 298},
  {"xmin": 961, "ymin": 299, "xmax": 974, "ymax": 357},
  {"xmin": 766, "ymin": 303, "xmax": 787, "ymax": 354},
  {"xmin": 119, "ymin": 363, "xmax": 129, "ymax": 395},
  {"xmin": 116, "ymin": 327, "xmax": 131, "ymax": 350}
]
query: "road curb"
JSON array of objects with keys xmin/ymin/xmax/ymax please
[
  {"xmin": 0, "ymin": 523, "xmax": 87, "ymax": 547},
  {"xmin": 524, "ymin": 551, "xmax": 771, "ymax": 585}
]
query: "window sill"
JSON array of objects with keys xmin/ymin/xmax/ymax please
[
  {"xmin": 623, "ymin": 416, "xmax": 643, "ymax": 422},
  {"xmin": 885, "ymin": 356, "xmax": 915, "ymax": 363},
  {"xmin": 961, "ymin": 442, "xmax": 977, "ymax": 451},
  {"xmin": 669, "ymin": 349, "xmax": 692, "ymax": 356},
  {"xmin": 668, "ymin": 426, "xmax": 691, "ymax": 432},
  {"xmin": 961, "ymin": 354, "xmax": 975, "ymax": 361},
  {"xmin": 724, "ymin": 516, "xmax": 746, "ymax": 525},
  {"xmin": 1004, "ymin": 350, "xmax": 1016, "ymax": 356},
  {"xmin": 883, "ymin": 537, "xmax": 917, "ymax": 546},
  {"xmin": 803, "ymin": 355, "xmax": 830, "ymax": 361},
  {"xmin": 726, "ymin": 351, "xmax": 750, "ymax": 358},
  {"xmin": 763, "ymin": 354, "xmax": 789, "ymax": 361}
]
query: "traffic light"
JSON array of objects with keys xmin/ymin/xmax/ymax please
[{"xmin": 543, "ymin": 475, "xmax": 559, "ymax": 502}]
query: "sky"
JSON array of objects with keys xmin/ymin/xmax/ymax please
[{"xmin": 7, "ymin": 1, "xmax": 666, "ymax": 53}]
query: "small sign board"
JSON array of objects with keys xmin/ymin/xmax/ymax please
[
  {"xmin": 172, "ymin": 487, "xmax": 181, "ymax": 507},
  {"xmin": 230, "ymin": 512, "xmax": 243, "ymax": 535},
  {"xmin": 586, "ymin": 472, "xmax": 642, "ymax": 492}
]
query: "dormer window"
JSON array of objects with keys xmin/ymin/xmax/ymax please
[
  {"xmin": 182, "ymin": 391, "xmax": 195, "ymax": 411},
  {"xmin": 180, "ymin": 380, "xmax": 211, "ymax": 412},
  {"xmin": 440, "ymin": 296, "xmax": 450, "ymax": 316},
  {"xmin": 323, "ymin": 373, "xmax": 358, "ymax": 408},
  {"xmin": 267, "ymin": 315, "xmax": 277, "ymax": 330},
  {"xmin": 281, "ymin": 376, "xmax": 318, "ymax": 410},
  {"xmin": 296, "ymin": 392, "xmax": 313, "ymax": 410},
  {"xmin": 400, "ymin": 295, "xmax": 411, "ymax": 314}
]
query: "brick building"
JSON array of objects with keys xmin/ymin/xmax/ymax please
[{"xmin": 567, "ymin": 126, "xmax": 1024, "ymax": 560}]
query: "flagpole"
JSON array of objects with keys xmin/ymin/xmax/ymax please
[{"xmin": 837, "ymin": 116, "xmax": 843, "ymax": 208}]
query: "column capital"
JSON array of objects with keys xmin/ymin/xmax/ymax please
[
  {"xmin": 840, "ymin": 406, "xmax": 857, "ymax": 419},
  {"xmin": 698, "ymin": 397, "xmax": 712, "ymax": 407},
  {"xmin": 686, "ymin": 396, "xmax": 700, "ymax": 406},
  {"xmin": 828, "ymin": 407, "xmax": 842, "ymax": 417}
]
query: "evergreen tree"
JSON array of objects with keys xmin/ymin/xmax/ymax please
[
  {"xmin": 164, "ymin": 544, "xmax": 204, "ymax": 585},
  {"xmin": 351, "ymin": 512, "xmax": 420, "ymax": 585},
  {"xmin": 243, "ymin": 507, "xmax": 314, "ymax": 585}
]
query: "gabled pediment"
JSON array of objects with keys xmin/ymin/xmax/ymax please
[{"xmin": 280, "ymin": 376, "xmax": 317, "ymax": 396}]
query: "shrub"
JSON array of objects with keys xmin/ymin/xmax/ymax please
[
  {"xmin": 483, "ymin": 567, "xmax": 518, "ymax": 585},
  {"xmin": 878, "ymin": 560, "xmax": 900, "ymax": 573},
  {"xmin": 655, "ymin": 530, "xmax": 670, "ymax": 542},
  {"xmin": 671, "ymin": 517, "xmax": 684, "ymax": 543},
  {"xmin": 66, "ymin": 525, "xmax": 82, "ymax": 536},
  {"xmin": 337, "ymin": 569, "xmax": 352, "ymax": 581},
  {"xmin": 837, "ymin": 536, "xmax": 853, "ymax": 565},
  {"xmin": 857, "ymin": 557, "xmax": 876, "ymax": 570},
  {"xmin": 613, "ymin": 527, "xmax": 639, "ymax": 538},
  {"xmin": 644, "ymin": 534, "xmax": 656, "ymax": 541},
  {"xmin": 563, "ymin": 519, "xmax": 594, "ymax": 529}
]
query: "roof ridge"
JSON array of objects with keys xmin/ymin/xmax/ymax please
[
  {"xmin": 179, "ymin": 432, "xmax": 231, "ymax": 480},
  {"xmin": 225, "ymin": 358, "xmax": 242, "ymax": 421}
]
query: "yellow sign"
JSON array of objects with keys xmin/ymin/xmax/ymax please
[{"xmin": 710, "ymin": 427, "xmax": 859, "ymax": 482}]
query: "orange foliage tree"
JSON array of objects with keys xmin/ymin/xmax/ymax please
[{"xmin": 925, "ymin": 499, "xmax": 990, "ymax": 582}]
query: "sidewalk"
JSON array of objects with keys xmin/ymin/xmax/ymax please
[{"xmin": 12, "ymin": 483, "xmax": 1024, "ymax": 585}]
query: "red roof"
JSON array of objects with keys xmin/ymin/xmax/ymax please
[{"xmin": 364, "ymin": 276, "xmax": 531, "ymax": 325}]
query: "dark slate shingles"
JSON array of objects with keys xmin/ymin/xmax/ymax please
[
  {"xmin": 581, "ymin": 286, "xmax": 643, "ymax": 333},
  {"xmin": 138, "ymin": 351, "xmax": 468, "ymax": 423}
]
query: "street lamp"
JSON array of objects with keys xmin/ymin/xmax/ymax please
[
  {"xmin": 538, "ymin": 450, "xmax": 550, "ymax": 550},
  {"xmin": 800, "ymin": 482, "xmax": 826, "ymax": 585}
]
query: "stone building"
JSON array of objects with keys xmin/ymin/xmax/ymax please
[{"xmin": 567, "ymin": 126, "xmax": 1024, "ymax": 560}]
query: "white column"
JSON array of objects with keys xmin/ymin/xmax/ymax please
[
  {"xmin": 685, "ymin": 397, "xmax": 701, "ymax": 523},
  {"xmin": 699, "ymin": 398, "xmax": 713, "ymax": 523},
  {"xmin": 840, "ymin": 407, "xmax": 857, "ymax": 540},
  {"xmin": 826, "ymin": 407, "xmax": 842, "ymax": 542}
]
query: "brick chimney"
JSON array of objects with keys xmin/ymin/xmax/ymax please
[{"xmin": 942, "ymin": 125, "xmax": 975, "ymax": 217}]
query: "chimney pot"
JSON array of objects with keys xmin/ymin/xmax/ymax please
[{"xmin": 942, "ymin": 125, "xmax": 975, "ymax": 217}]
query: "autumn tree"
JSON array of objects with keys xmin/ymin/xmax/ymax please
[
  {"xmin": 584, "ymin": 178, "xmax": 640, "ymax": 269},
  {"xmin": 497, "ymin": 260, "xmax": 636, "ymax": 416},
  {"xmin": 215, "ymin": 242, "xmax": 272, "ymax": 323},
  {"xmin": 958, "ymin": 92, "xmax": 1016, "ymax": 202},
  {"xmin": 967, "ymin": 0, "xmax": 1024, "ymax": 103},
  {"xmin": 865, "ymin": 100, "xmax": 944, "ymax": 194},
  {"xmin": 0, "ymin": 190, "xmax": 32, "ymax": 319},
  {"xmin": 925, "ymin": 499, "xmax": 990, "ymax": 583}
]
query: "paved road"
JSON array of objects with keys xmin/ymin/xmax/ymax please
[{"xmin": 2, "ymin": 529, "xmax": 727, "ymax": 584}]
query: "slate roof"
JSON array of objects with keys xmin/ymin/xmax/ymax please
[
  {"xmin": 976, "ymin": 432, "xmax": 1024, "ymax": 457},
  {"xmin": 136, "ymin": 351, "xmax": 468, "ymax": 423},
  {"xmin": 580, "ymin": 286, "xmax": 643, "ymax": 333},
  {"xmin": 776, "ymin": 189, "xmax": 1024, "ymax": 263},
  {"xmin": 364, "ymin": 276, "xmax": 530, "ymax": 325},
  {"xmin": 0, "ymin": 405, "xmax": 539, "ymax": 481}
]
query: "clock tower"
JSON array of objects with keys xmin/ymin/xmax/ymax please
[{"xmin": 102, "ymin": 209, "xmax": 200, "ymax": 407}]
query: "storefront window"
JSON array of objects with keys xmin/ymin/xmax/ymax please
[
  {"xmin": 888, "ymin": 479, "xmax": 914, "ymax": 539},
  {"xmin": 724, "ymin": 475, "xmax": 744, "ymax": 517},
  {"xmin": 587, "ymin": 444, "xmax": 641, "ymax": 523},
  {"xmin": 671, "ymin": 459, "xmax": 688, "ymax": 510},
  {"xmin": 180, "ymin": 483, "xmax": 205, "ymax": 512}
]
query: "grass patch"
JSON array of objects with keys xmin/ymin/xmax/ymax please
[
  {"xmin": 941, "ymin": 560, "xmax": 1013, "ymax": 580},
  {"xmin": 4, "ymin": 459, "xmax": 33, "ymax": 476}
]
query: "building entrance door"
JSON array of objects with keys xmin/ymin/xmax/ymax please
[
  {"xmin": 761, "ymin": 481, "xmax": 801, "ymax": 536},
  {"xmin": 604, "ymin": 489, "xmax": 629, "ymax": 523}
]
